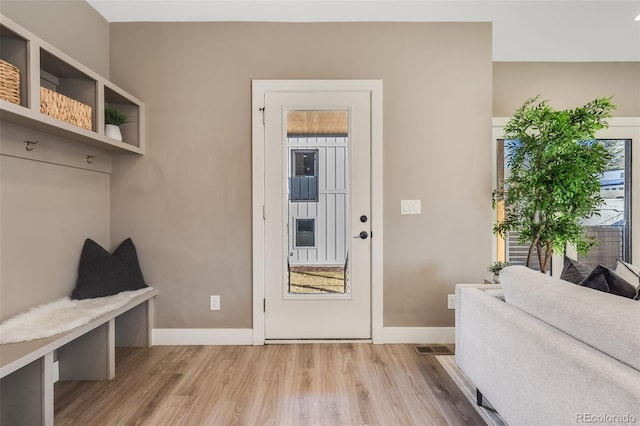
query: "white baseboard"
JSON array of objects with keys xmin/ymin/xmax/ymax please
[
  {"xmin": 152, "ymin": 328, "xmax": 253, "ymax": 345},
  {"xmin": 382, "ymin": 327, "xmax": 455, "ymax": 344},
  {"xmin": 151, "ymin": 327, "xmax": 454, "ymax": 345}
]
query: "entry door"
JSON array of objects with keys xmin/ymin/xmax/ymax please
[{"xmin": 264, "ymin": 90, "xmax": 372, "ymax": 339}]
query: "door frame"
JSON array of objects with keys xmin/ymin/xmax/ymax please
[{"xmin": 251, "ymin": 80, "xmax": 384, "ymax": 344}]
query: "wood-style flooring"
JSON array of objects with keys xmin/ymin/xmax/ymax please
[{"xmin": 54, "ymin": 344, "xmax": 486, "ymax": 425}]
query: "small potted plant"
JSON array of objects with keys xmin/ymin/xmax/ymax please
[
  {"xmin": 487, "ymin": 261, "xmax": 510, "ymax": 283},
  {"xmin": 104, "ymin": 105, "xmax": 129, "ymax": 141}
]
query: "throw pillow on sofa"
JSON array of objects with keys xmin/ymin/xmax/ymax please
[
  {"xmin": 560, "ymin": 256, "xmax": 593, "ymax": 284},
  {"xmin": 71, "ymin": 238, "xmax": 148, "ymax": 300},
  {"xmin": 579, "ymin": 264, "xmax": 637, "ymax": 299},
  {"xmin": 615, "ymin": 259, "xmax": 640, "ymax": 297}
]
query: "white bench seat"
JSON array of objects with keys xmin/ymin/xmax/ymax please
[{"xmin": 0, "ymin": 288, "xmax": 157, "ymax": 425}]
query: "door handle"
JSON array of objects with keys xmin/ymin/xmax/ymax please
[{"xmin": 354, "ymin": 231, "xmax": 368, "ymax": 239}]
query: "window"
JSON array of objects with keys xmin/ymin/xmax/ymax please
[
  {"xmin": 578, "ymin": 139, "xmax": 631, "ymax": 268},
  {"xmin": 496, "ymin": 138, "xmax": 632, "ymax": 270},
  {"xmin": 295, "ymin": 219, "xmax": 315, "ymax": 247},
  {"xmin": 294, "ymin": 150, "xmax": 316, "ymax": 176},
  {"xmin": 289, "ymin": 150, "xmax": 319, "ymax": 201},
  {"xmin": 495, "ymin": 139, "xmax": 543, "ymax": 270}
]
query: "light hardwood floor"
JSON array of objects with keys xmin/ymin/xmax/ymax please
[{"xmin": 55, "ymin": 344, "xmax": 486, "ymax": 425}]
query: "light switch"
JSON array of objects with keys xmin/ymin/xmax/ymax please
[{"xmin": 401, "ymin": 199, "xmax": 421, "ymax": 215}]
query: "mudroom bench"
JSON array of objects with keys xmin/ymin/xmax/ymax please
[{"xmin": 0, "ymin": 288, "xmax": 157, "ymax": 426}]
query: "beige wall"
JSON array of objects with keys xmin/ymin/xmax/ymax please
[
  {"xmin": 0, "ymin": 0, "xmax": 109, "ymax": 78},
  {"xmin": 0, "ymin": 124, "xmax": 111, "ymax": 321},
  {"xmin": 494, "ymin": 61, "xmax": 640, "ymax": 272},
  {"xmin": 2, "ymin": 3, "xmax": 637, "ymax": 331},
  {"xmin": 109, "ymin": 22, "xmax": 494, "ymax": 329},
  {"xmin": 0, "ymin": 2, "xmax": 111, "ymax": 320},
  {"xmin": 493, "ymin": 62, "xmax": 640, "ymax": 117}
]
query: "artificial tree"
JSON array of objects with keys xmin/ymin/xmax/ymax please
[{"xmin": 493, "ymin": 96, "xmax": 617, "ymax": 273}]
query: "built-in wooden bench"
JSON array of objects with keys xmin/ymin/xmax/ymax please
[{"xmin": 0, "ymin": 288, "xmax": 157, "ymax": 426}]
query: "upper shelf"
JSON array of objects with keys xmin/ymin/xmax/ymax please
[{"xmin": 0, "ymin": 14, "xmax": 145, "ymax": 155}]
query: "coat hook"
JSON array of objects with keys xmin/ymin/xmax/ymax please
[
  {"xmin": 24, "ymin": 140, "xmax": 39, "ymax": 151},
  {"xmin": 85, "ymin": 155, "xmax": 96, "ymax": 164}
]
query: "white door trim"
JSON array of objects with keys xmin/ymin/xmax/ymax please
[{"xmin": 252, "ymin": 80, "xmax": 384, "ymax": 345}]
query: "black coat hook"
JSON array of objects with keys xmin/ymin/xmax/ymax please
[{"xmin": 24, "ymin": 140, "xmax": 39, "ymax": 151}]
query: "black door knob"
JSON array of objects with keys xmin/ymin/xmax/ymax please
[{"xmin": 354, "ymin": 231, "xmax": 368, "ymax": 239}]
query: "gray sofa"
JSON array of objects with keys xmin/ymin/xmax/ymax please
[{"xmin": 455, "ymin": 265, "xmax": 640, "ymax": 425}]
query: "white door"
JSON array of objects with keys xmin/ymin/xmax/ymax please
[{"xmin": 263, "ymin": 89, "xmax": 372, "ymax": 340}]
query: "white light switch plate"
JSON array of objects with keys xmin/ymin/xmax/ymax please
[
  {"xmin": 401, "ymin": 199, "xmax": 421, "ymax": 215},
  {"xmin": 210, "ymin": 295, "xmax": 220, "ymax": 311}
]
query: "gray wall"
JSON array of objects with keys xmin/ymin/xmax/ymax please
[
  {"xmin": 2, "ymin": 1, "xmax": 637, "ymax": 330},
  {"xmin": 0, "ymin": 1, "xmax": 111, "ymax": 320},
  {"xmin": 108, "ymin": 22, "xmax": 494, "ymax": 329},
  {"xmin": 493, "ymin": 62, "xmax": 640, "ymax": 117},
  {"xmin": 0, "ymin": 0, "xmax": 109, "ymax": 78},
  {"xmin": 494, "ymin": 61, "xmax": 640, "ymax": 272}
]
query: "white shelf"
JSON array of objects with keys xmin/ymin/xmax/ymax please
[{"xmin": 0, "ymin": 14, "xmax": 145, "ymax": 155}]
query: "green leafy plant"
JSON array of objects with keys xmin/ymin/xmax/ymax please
[
  {"xmin": 487, "ymin": 261, "xmax": 510, "ymax": 274},
  {"xmin": 104, "ymin": 106, "xmax": 129, "ymax": 126},
  {"xmin": 493, "ymin": 96, "xmax": 617, "ymax": 274}
]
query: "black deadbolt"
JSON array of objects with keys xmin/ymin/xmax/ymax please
[{"xmin": 360, "ymin": 215, "xmax": 368, "ymax": 223}]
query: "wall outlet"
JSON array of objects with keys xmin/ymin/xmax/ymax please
[
  {"xmin": 210, "ymin": 295, "xmax": 220, "ymax": 311},
  {"xmin": 447, "ymin": 294, "xmax": 455, "ymax": 310}
]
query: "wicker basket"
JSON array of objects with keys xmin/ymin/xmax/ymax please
[
  {"xmin": 40, "ymin": 86, "xmax": 92, "ymax": 130},
  {"xmin": 0, "ymin": 59, "xmax": 21, "ymax": 105}
]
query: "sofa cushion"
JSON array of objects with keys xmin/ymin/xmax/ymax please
[
  {"xmin": 501, "ymin": 265, "xmax": 640, "ymax": 371},
  {"xmin": 560, "ymin": 256, "xmax": 592, "ymax": 284},
  {"xmin": 580, "ymin": 265, "xmax": 638, "ymax": 299}
]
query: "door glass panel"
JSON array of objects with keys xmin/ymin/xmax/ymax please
[{"xmin": 286, "ymin": 110, "xmax": 350, "ymax": 294}]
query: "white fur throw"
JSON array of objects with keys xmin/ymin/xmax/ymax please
[{"xmin": 0, "ymin": 287, "xmax": 154, "ymax": 344}]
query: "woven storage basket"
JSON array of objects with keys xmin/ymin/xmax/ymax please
[
  {"xmin": 0, "ymin": 59, "xmax": 21, "ymax": 105},
  {"xmin": 40, "ymin": 87, "xmax": 92, "ymax": 130}
]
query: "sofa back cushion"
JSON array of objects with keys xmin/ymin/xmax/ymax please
[{"xmin": 501, "ymin": 265, "xmax": 640, "ymax": 371}]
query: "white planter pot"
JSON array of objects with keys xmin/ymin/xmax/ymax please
[
  {"xmin": 493, "ymin": 273, "xmax": 500, "ymax": 283},
  {"xmin": 105, "ymin": 124, "xmax": 122, "ymax": 141}
]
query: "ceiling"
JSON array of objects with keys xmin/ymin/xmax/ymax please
[{"xmin": 86, "ymin": 0, "xmax": 640, "ymax": 62}]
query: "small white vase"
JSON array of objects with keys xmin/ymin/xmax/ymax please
[
  {"xmin": 493, "ymin": 273, "xmax": 500, "ymax": 283},
  {"xmin": 105, "ymin": 124, "xmax": 122, "ymax": 141}
]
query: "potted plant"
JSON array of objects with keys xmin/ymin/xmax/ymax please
[
  {"xmin": 104, "ymin": 105, "xmax": 129, "ymax": 141},
  {"xmin": 493, "ymin": 96, "xmax": 617, "ymax": 274},
  {"xmin": 487, "ymin": 261, "xmax": 510, "ymax": 283}
]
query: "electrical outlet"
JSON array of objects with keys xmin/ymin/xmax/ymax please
[
  {"xmin": 210, "ymin": 295, "xmax": 220, "ymax": 311},
  {"xmin": 447, "ymin": 294, "xmax": 455, "ymax": 310}
]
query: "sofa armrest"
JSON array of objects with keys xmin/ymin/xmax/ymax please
[
  {"xmin": 455, "ymin": 286, "xmax": 640, "ymax": 425},
  {"xmin": 455, "ymin": 283, "xmax": 501, "ymax": 310}
]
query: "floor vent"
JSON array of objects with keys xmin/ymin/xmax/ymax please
[{"xmin": 415, "ymin": 345, "xmax": 454, "ymax": 355}]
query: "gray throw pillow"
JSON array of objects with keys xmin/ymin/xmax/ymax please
[
  {"xmin": 560, "ymin": 256, "xmax": 593, "ymax": 284},
  {"xmin": 615, "ymin": 259, "xmax": 640, "ymax": 298},
  {"xmin": 579, "ymin": 264, "xmax": 637, "ymax": 299}
]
